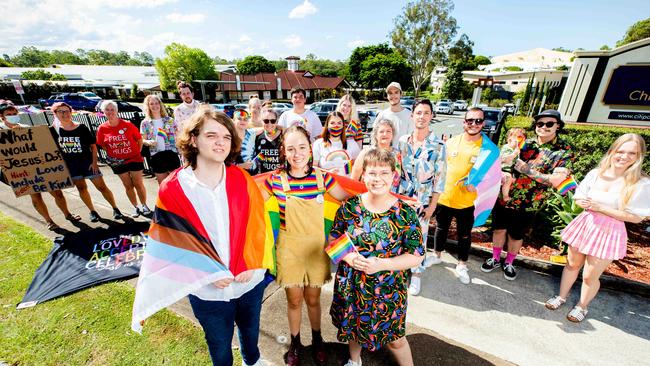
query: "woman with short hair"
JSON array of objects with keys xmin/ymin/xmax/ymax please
[
  {"xmin": 251, "ymin": 108, "xmax": 282, "ymax": 174},
  {"xmin": 96, "ymin": 100, "xmax": 150, "ymax": 217},
  {"xmin": 140, "ymin": 95, "xmax": 181, "ymax": 184},
  {"xmin": 350, "ymin": 119, "xmax": 401, "ymax": 192}
]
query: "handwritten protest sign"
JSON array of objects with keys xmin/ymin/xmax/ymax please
[{"xmin": 0, "ymin": 125, "xmax": 73, "ymax": 197}]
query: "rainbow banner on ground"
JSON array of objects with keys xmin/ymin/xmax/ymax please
[
  {"xmin": 557, "ymin": 176, "xmax": 578, "ymax": 195},
  {"xmin": 462, "ymin": 133, "xmax": 502, "ymax": 227},
  {"xmin": 325, "ymin": 233, "xmax": 356, "ymax": 264},
  {"xmin": 131, "ymin": 166, "xmax": 269, "ymax": 333}
]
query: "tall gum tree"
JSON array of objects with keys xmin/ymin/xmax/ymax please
[{"xmin": 390, "ymin": 0, "xmax": 457, "ymax": 96}]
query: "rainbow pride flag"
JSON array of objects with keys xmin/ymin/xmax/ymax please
[
  {"xmin": 252, "ymin": 152, "xmax": 266, "ymax": 163},
  {"xmin": 557, "ymin": 176, "xmax": 577, "ymax": 195},
  {"xmin": 460, "ymin": 133, "xmax": 502, "ymax": 227},
  {"xmin": 156, "ymin": 128, "xmax": 168, "ymax": 141},
  {"xmin": 131, "ymin": 166, "xmax": 269, "ymax": 332},
  {"xmin": 517, "ymin": 135, "xmax": 526, "ymax": 150},
  {"xmin": 325, "ymin": 233, "xmax": 357, "ymax": 264}
]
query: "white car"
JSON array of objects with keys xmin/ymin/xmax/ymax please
[
  {"xmin": 272, "ymin": 102, "xmax": 292, "ymax": 116},
  {"xmin": 435, "ymin": 101, "xmax": 453, "ymax": 115},
  {"xmin": 321, "ymin": 98, "xmax": 339, "ymax": 104},
  {"xmin": 453, "ymin": 100, "xmax": 468, "ymax": 111}
]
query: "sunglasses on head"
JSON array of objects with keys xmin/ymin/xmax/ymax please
[
  {"xmin": 263, "ymin": 118, "xmax": 277, "ymax": 124},
  {"xmin": 464, "ymin": 118, "xmax": 484, "ymax": 125},
  {"xmin": 535, "ymin": 121, "xmax": 557, "ymax": 128}
]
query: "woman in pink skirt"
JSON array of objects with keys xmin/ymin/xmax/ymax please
[{"xmin": 545, "ymin": 134, "xmax": 650, "ymax": 322}]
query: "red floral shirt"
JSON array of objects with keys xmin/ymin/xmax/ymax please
[{"xmin": 501, "ymin": 136, "xmax": 574, "ymax": 211}]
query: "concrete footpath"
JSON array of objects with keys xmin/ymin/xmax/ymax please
[{"xmin": 1, "ymin": 166, "xmax": 648, "ymax": 366}]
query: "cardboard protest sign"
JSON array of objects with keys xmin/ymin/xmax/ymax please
[{"xmin": 0, "ymin": 125, "xmax": 73, "ymax": 197}]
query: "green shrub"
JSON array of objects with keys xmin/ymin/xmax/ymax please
[
  {"xmin": 543, "ymin": 191, "xmax": 584, "ymax": 250},
  {"xmin": 489, "ymin": 99, "xmax": 509, "ymax": 107}
]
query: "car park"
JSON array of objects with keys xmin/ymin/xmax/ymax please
[
  {"xmin": 438, "ymin": 99, "xmax": 453, "ymax": 104},
  {"xmin": 234, "ymin": 103, "xmax": 248, "ymax": 110},
  {"xmin": 39, "ymin": 93, "xmax": 100, "ymax": 111},
  {"xmin": 309, "ymin": 102, "xmax": 337, "ymax": 124},
  {"xmin": 358, "ymin": 109, "xmax": 379, "ymax": 131},
  {"xmin": 482, "ymin": 107, "xmax": 506, "ymax": 142},
  {"xmin": 400, "ymin": 97, "xmax": 415, "ymax": 110},
  {"xmin": 114, "ymin": 100, "xmax": 142, "ymax": 112},
  {"xmin": 503, "ymin": 103, "xmax": 516, "ymax": 114},
  {"xmin": 272, "ymin": 102, "xmax": 293, "ymax": 116},
  {"xmin": 211, "ymin": 103, "xmax": 236, "ymax": 117},
  {"xmin": 453, "ymin": 100, "xmax": 468, "ymax": 111},
  {"xmin": 435, "ymin": 101, "xmax": 453, "ymax": 115},
  {"xmin": 79, "ymin": 92, "xmax": 102, "ymax": 101},
  {"xmin": 321, "ymin": 98, "xmax": 339, "ymax": 104}
]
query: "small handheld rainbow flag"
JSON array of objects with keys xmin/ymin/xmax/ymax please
[
  {"xmin": 343, "ymin": 160, "xmax": 353, "ymax": 175},
  {"xmin": 325, "ymin": 233, "xmax": 357, "ymax": 264},
  {"xmin": 252, "ymin": 152, "xmax": 266, "ymax": 163},
  {"xmin": 156, "ymin": 128, "xmax": 168, "ymax": 141},
  {"xmin": 557, "ymin": 176, "xmax": 577, "ymax": 195},
  {"xmin": 517, "ymin": 135, "xmax": 526, "ymax": 150}
]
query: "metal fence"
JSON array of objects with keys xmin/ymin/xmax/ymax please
[{"xmin": 19, "ymin": 111, "xmax": 153, "ymax": 173}]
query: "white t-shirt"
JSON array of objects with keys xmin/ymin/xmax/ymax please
[
  {"xmin": 312, "ymin": 138, "xmax": 360, "ymax": 176},
  {"xmin": 173, "ymin": 100, "xmax": 201, "ymax": 130},
  {"xmin": 278, "ymin": 109, "xmax": 323, "ymax": 142},
  {"xmin": 374, "ymin": 107, "xmax": 413, "ymax": 147},
  {"xmin": 177, "ymin": 166, "xmax": 264, "ymax": 301},
  {"xmin": 575, "ymin": 169, "xmax": 650, "ymax": 217},
  {"xmin": 152, "ymin": 118, "xmax": 166, "ymax": 152}
]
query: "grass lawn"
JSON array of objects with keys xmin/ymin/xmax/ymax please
[{"xmin": 0, "ymin": 212, "xmax": 239, "ymax": 366}]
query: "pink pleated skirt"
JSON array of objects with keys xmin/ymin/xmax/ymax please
[{"xmin": 561, "ymin": 211, "xmax": 627, "ymax": 260}]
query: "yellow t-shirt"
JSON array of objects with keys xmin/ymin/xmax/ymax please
[{"xmin": 438, "ymin": 134, "xmax": 482, "ymax": 209}]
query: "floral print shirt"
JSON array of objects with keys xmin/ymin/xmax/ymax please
[
  {"xmin": 502, "ymin": 136, "xmax": 574, "ymax": 211},
  {"xmin": 140, "ymin": 116, "xmax": 178, "ymax": 154},
  {"xmin": 397, "ymin": 132, "xmax": 447, "ymax": 209}
]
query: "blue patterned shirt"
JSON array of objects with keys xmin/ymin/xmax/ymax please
[{"xmin": 397, "ymin": 132, "xmax": 447, "ymax": 209}]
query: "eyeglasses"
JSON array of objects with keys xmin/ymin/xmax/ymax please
[
  {"xmin": 464, "ymin": 118, "xmax": 484, "ymax": 125},
  {"xmin": 55, "ymin": 109, "xmax": 71, "ymax": 115},
  {"xmin": 535, "ymin": 121, "xmax": 557, "ymax": 128},
  {"xmin": 263, "ymin": 119, "xmax": 277, "ymax": 124}
]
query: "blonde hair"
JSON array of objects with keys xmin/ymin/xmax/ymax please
[
  {"xmin": 507, "ymin": 127, "xmax": 526, "ymax": 139},
  {"xmin": 597, "ymin": 133, "xmax": 647, "ymax": 209},
  {"xmin": 143, "ymin": 95, "xmax": 169, "ymax": 119},
  {"xmin": 370, "ymin": 119, "xmax": 396, "ymax": 147},
  {"xmin": 336, "ymin": 94, "xmax": 359, "ymax": 123}
]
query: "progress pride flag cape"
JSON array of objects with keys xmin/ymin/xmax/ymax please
[
  {"xmin": 131, "ymin": 166, "xmax": 268, "ymax": 332},
  {"xmin": 460, "ymin": 133, "xmax": 501, "ymax": 227}
]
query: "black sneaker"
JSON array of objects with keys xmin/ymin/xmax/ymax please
[
  {"xmin": 503, "ymin": 263, "xmax": 517, "ymax": 280},
  {"xmin": 89, "ymin": 211, "xmax": 100, "ymax": 222},
  {"xmin": 481, "ymin": 257, "xmax": 501, "ymax": 272},
  {"xmin": 113, "ymin": 208, "xmax": 124, "ymax": 220},
  {"xmin": 131, "ymin": 207, "xmax": 141, "ymax": 218}
]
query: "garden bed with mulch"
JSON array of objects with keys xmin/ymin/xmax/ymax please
[{"xmin": 444, "ymin": 222, "xmax": 650, "ymax": 285}]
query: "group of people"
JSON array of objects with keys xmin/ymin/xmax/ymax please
[{"xmin": 2, "ymin": 78, "xmax": 649, "ymax": 366}]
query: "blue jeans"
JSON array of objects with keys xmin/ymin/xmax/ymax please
[{"xmin": 189, "ymin": 280, "xmax": 266, "ymax": 366}]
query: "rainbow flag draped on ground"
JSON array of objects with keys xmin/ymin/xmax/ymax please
[
  {"xmin": 131, "ymin": 166, "xmax": 269, "ymax": 332},
  {"xmin": 461, "ymin": 134, "xmax": 502, "ymax": 227}
]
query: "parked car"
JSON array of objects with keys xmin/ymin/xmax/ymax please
[
  {"xmin": 482, "ymin": 107, "xmax": 506, "ymax": 142},
  {"xmin": 38, "ymin": 93, "xmax": 99, "ymax": 111},
  {"xmin": 78, "ymin": 92, "xmax": 102, "ymax": 101},
  {"xmin": 503, "ymin": 103, "xmax": 516, "ymax": 114},
  {"xmin": 114, "ymin": 101, "xmax": 142, "ymax": 112},
  {"xmin": 211, "ymin": 103, "xmax": 236, "ymax": 117},
  {"xmin": 309, "ymin": 102, "xmax": 337, "ymax": 124},
  {"xmin": 234, "ymin": 103, "xmax": 248, "ymax": 110},
  {"xmin": 453, "ymin": 100, "xmax": 468, "ymax": 111},
  {"xmin": 435, "ymin": 101, "xmax": 453, "ymax": 115},
  {"xmin": 438, "ymin": 99, "xmax": 453, "ymax": 104},
  {"xmin": 358, "ymin": 109, "xmax": 379, "ymax": 132},
  {"xmin": 400, "ymin": 97, "xmax": 415, "ymax": 109},
  {"xmin": 321, "ymin": 98, "xmax": 339, "ymax": 104},
  {"xmin": 272, "ymin": 102, "xmax": 293, "ymax": 116}
]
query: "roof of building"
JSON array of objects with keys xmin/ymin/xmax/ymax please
[{"xmin": 218, "ymin": 70, "xmax": 345, "ymax": 92}]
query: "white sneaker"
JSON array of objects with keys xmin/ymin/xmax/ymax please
[
  {"xmin": 423, "ymin": 254, "xmax": 442, "ymax": 268},
  {"xmin": 344, "ymin": 359, "xmax": 362, "ymax": 366},
  {"xmin": 408, "ymin": 276, "xmax": 421, "ymax": 296},
  {"xmin": 455, "ymin": 265, "xmax": 470, "ymax": 284},
  {"xmin": 246, "ymin": 359, "xmax": 270, "ymax": 366}
]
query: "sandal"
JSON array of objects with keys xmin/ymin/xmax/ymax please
[
  {"xmin": 567, "ymin": 306, "xmax": 588, "ymax": 322},
  {"xmin": 65, "ymin": 213, "xmax": 81, "ymax": 222},
  {"xmin": 545, "ymin": 295, "xmax": 566, "ymax": 310},
  {"xmin": 46, "ymin": 221, "xmax": 60, "ymax": 231}
]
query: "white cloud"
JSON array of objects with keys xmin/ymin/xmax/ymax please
[
  {"xmin": 325, "ymin": 35, "xmax": 334, "ymax": 40},
  {"xmin": 239, "ymin": 34, "xmax": 252, "ymax": 43},
  {"xmin": 283, "ymin": 34, "xmax": 303, "ymax": 49},
  {"xmin": 102, "ymin": 0, "xmax": 178, "ymax": 8},
  {"xmin": 289, "ymin": 0, "xmax": 318, "ymax": 19},
  {"xmin": 165, "ymin": 13, "xmax": 206, "ymax": 24},
  {"xmin": 347, "ymin": 39, "xmax": 366, "ymax": 48}
]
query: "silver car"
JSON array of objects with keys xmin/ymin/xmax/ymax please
[{"xmin": 435, "ymin": 101, "xmax": 453, "ymax": 115}]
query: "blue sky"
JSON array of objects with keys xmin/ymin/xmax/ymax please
[{"xmin": 1, "ymin": 0, "xmax": 648, "ymax": 62}]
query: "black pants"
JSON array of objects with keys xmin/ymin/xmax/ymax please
[{"xmin": 434, "ymin": 204, "xmax": 475, "ymax": 262}]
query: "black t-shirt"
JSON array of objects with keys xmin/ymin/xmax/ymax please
[
  {"xmin": 56, "ymin": 124, "xmax": 95, "ymax": 176},
  {"xmin": 254, "ymin": 132, "xmax": 282, "ymax": 174}
]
